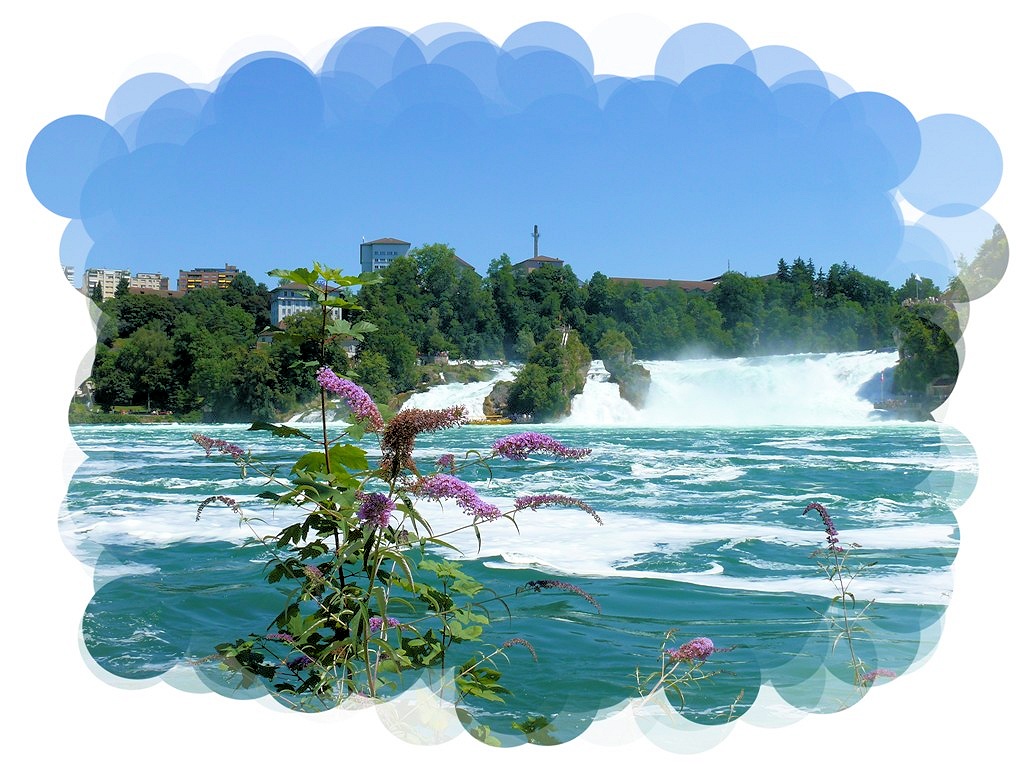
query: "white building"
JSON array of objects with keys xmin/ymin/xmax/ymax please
[
  {"xmin": 359, "ymin": 237, "xmax": 411, "ymax": 273},
  {"xmin": 269, "ymin": 283, "xmax": 345, "ymax": 326},
  {"xmin": 131, "ymin": 272, "xmax": 169, "ymax": 291},
  {"xmin": 82, "ymin": 267, "xmax": 131, "ymax": 300}
]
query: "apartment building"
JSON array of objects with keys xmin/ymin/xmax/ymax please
[
  {"xmin": 131, "ymin": 272, "xmax": 170, "ymax": 291},
  {"xmin": 177, "ymin": 263, "xmax": 239, "ymax": 292},
  {"xmin": 82, "ymin": 267, "xmax": 131, "ymax": 300}
]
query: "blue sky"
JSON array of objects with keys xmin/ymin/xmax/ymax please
[{"xmin": 26, "ymin": 21, "xmax": 1002, "ymax": 289}]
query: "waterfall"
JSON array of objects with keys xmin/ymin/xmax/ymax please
[
  {"xmin": 561, "ymin": 362, "xmax": 640, "ymax": 425},
  {"xmin": 400, "ymin": 365, "xmax": 519, "ymax": 420},
  {"xmin": 564, "ymin": 350, "xmax": 901, "ymax": 427},
  {"xmin": 290, "ymin": 352, "xmax": 900, "ymax": 427}
]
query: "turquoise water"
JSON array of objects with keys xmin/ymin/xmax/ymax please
[{"xmin": 66, "ymin": 409, "xmax": 971, "ymax": 744}]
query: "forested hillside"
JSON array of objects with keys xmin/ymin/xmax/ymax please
[{"xmin": 78, "ymin": 232, "xmax": 990, "ymax": 423}]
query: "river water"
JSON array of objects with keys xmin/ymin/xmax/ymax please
[{"xmin": 64, "ymin": 350, "xmax": 971, "ymax": 746}]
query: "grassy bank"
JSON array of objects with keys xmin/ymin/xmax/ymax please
[{"xmin": 69, "ymin": 403, "xmax": 203, "ymax": 425}]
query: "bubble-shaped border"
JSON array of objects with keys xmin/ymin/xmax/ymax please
[
  {"xmin": 33, "ymin": 17, "xmax": 1000, "ymax": 746},
  {"xmin": 18, "ymin": 6, "xmax": 1015, "ymax": 765}
]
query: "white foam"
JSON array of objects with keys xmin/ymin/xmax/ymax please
[
  {"xmin": 400, "ymin": 365, "xmax": 518, "ymax": 420},
  {"xmin": 562, "ymin": 350, "xmax": 901, "ymax": 427}
]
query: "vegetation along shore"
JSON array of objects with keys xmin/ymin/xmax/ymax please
[{"xmin": 71, "ymin": 226, "xmax": 1004, "ymax": 425}]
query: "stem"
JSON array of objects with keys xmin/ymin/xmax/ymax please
[
  {"xmin": 317, "ymin": 283, "xmax": 341, "ymax": 558},
  {"xmin": 831, "ymin": 548, "xmax": 861, "ymax": 684}
]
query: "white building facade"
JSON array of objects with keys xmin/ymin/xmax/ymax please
[
  {"xmin": 269, "ymin": 283, "xmax": 346, "ymax": 326},
  {"xmin": 359, "ymin": 237, "xmax": 411, "ymax": 273},
  {"xmin": 131, "ymin": 272, "xmax": 169, "ymax": 291},
  {"xmin": 82, "ymin": 268, "xmax": 131, "ymax": 300}
]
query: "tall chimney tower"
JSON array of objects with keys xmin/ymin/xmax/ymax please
[{"xmin": 532, "ymin": 225, "xmax": 539, "ymax": 259}]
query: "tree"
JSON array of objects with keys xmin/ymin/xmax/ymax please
[
  {"xmin": 486, "ymin": 253, "xmax": 525, "ymax": 356},
  {"xmin": 947, "ymin": 223, "xmax": 1007, "ymax": 301},
  {"xmin": 91, "ymin": 346, "xmax": 134, "ymax": 410},
  {"xmin": 595, "ymin": 328, "xmax": 633, "ymax": 370},
  {"xmin": 893, "ymin": 304, "xmax": 959, "ymax": 394},
  {"xmin": 710, "ymin": 272, "xmax": 764, "ymax": 349},
  {"xmin": 178, "ymin": 288, "xmax": 256, "ymax": 348},
  {"xmin": 585, "ymin": 271, "xmax": 611, "ymax": 315},
  {"xmin": 116, "ymin": 324, "xmax": 174, "ymax": 410},
  {"xmin": 114, "ymin": 292, "xmax": 178, "ymax": 337},
  {"xmin": 190, "ymin": 355, "xmax": 237, "ymax": 418},
  {"xmin": 507, "ymin": 329, "xmax": 591, "ymax": 421},
  {"xmin": 775, "ymin": 259, "xmax": 791, "ymax": 282},
  {"xmin": 513, "ymin": 328, "xmax": 535, "ymax": 361},
  {"xmin": 895, "ymin": 274, "xmax": 940, "ymax": 303},
  {"xmin": 232, "ymin": 348, "xmax": 279, "ymax": 421},
  {"xmin": 352, "ymin": 350, "xmax": 393, "ymax": 402},
  {"xmin": 224, "ymin": 271, "xmax": 272, "ymax": 331}
]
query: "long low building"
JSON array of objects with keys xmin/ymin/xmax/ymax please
[{"xmin": 607, "ymin": 276, "xmax": 718, "ymax": 292}]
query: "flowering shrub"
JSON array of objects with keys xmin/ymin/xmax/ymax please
[
  {"xmin": 192, "ymin": 264, "xmax": 602, "ymax": 722},
  {"xmin": 635, "ymin": 629, "xmax": 728, "ymax": 712},
  {"xmin": 803, "ymin": 501, "xmax": 894, "ymax": 691}
]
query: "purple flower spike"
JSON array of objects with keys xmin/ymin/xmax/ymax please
[
  {"xmin": 316, "ymin": 367, "xmax": 384, "ymax": 431},
  {"xmin": 414, "ymin": 474, "xmax": 502, "ymax": 520},
  {"xmin": 502, "ymin": 637, "xmax": 539, "ymax": 662},
  {"xmin": 286, "ymin": 655, "xmax": 313, "ymax": 671},
  {"xmin": 513, "ymin": 493, "xmax": 603, "ymax": 525},
  {"xmin": 803, "ymin": 502, "xmax": 843, "ymax": 552},
  {"xmin": 368, "ymin": 616, "xmax": 401, "ymax": 633},
  {"xmin": 492, "ymin": 432, "xmax": 591, "ymax": 460},
  {"xmin": 521, "ymin": 579, "xmax": 602, "ymax": 613},
  {"xmin": 435, "ymin": 453, "xmax": 456, "ymax": 472},
  {"xmin": 195, "ymin": 495, "xmax": 242, "ymax": 521},
  {"xmin": 667, "ymin": 637, "xmax": 715, "ymax": 663},
  {"xmin": 862, "ymin": 668, "xmax": 897, "ymax": 683},
  {"xmin": 356, "ymin": 491, "xmax": 396, "ymax": 528},
  {"xmin": 192, "ymin": 433, "xmax": 245, "ymax": 459}
]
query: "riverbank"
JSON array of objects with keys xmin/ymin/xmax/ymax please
[{"xmin": 69, "ymin": 403, "xmax": 203, "ymax": 425}]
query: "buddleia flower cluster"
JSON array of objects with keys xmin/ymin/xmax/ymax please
[
  {"xmin": 316, "ymin": 365, "xmax": 385, "ymax": 431},
  {"xmin": 191, "ymin": 433, "xmax": 245, "ymax": 459},
  {"xmin": 804, "ymin": 501, "xmax": 843, "ymax": 551},
  {"xmin": 190, "ymin": 341, "xmax": 604, "ymax": 716},
  {"xmin": 492, "ymin": 431, "xmax": 592, "ymax": 460},
  {"xmin": 666, "ymin": 637, "xmax": 715, "ymax": 663}
]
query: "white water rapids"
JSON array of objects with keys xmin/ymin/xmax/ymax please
[{"xmin": 400, "ymin": 350, "xmax": 901, "ymax": 427}]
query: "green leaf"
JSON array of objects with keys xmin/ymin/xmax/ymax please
[
  {"xmin": 452, "ymin": 578, "xmax": 484, "ymax": 597},
  {"xmin": 292, "ymin": 451, "xmax": 327, "ymax": 475},
  {"xmin": 311, "ymin": 263, "xmax": 346, "ymax": 282},
  {"xmin": 327, "ymin": 443, "xmax": 369, "ymax": 471},
  {"xmin": 350, "ymin": 320, "xmax": 377, "ymax": 335},
  {"xmin": 268, "ymin": 267, "xmax": 319, "ymax": 286},
  {"xmin": 453, "ymin": 608, "xmax": 490, "ymax": 626},
  {"xmin": 321, "ymin": 297, "xmax": 361, "ymax": 309},
  {"xmin": 447, "ymin": 621, "xmax": 483, "ymax": 642},
  {"xmin": 248, "ymin": 421, "xmax": 313, "ymax": 440},
  {"xmin": 469, "ymin": 724, "xmax": 501, "ymax": 747},
  {"xmin": 376, "ymin": 550, "xmax": 414, "ymax": 586}
]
